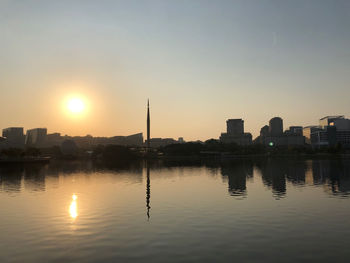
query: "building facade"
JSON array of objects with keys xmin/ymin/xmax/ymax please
[
  {"xmin": 1, "ymin": 127, "xmax": 25, "ymax": 148},
  {"xmin": 311, "ymin": 116, "xmax": 350, "ymax": 148},
  {"xmin": 25, "ymin": 128, "xmax": 47, "ymax": 147},
  {"xmin": 220, "ymin": 118, "xmax": 252, "ymax": 145}
]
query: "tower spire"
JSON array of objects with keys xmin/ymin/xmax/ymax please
[{"xmin": 147, "ymin": 99, "xmax": 150, "ymax": 150}]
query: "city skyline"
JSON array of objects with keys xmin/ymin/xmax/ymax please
[
  {"xmin": 2, "ymin": 113, "xmax": 349, "ymax": 148},
  {"xmin": 1, "ymin": 1, "xmax": 350, "ymax": 140}
]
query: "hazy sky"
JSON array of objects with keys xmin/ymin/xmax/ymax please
[{"xmin": 1, "ymin": 0, "xmax": 350, "ymax": 140}]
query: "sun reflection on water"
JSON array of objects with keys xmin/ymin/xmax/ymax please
[{"xmin": 69, "ymin": 194, "xmax": 78, "ymax": 220}]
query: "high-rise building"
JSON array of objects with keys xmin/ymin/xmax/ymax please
[
  {"xmin": 269, "ymin": 117, "xmax": 283, "ymax": 136},
  {"xmin": 220, "ymin": 118, "xmax": 252, "ymax": 145},
  {"xmin": 26, "ymin": 128, "xmax": 47, "ymax": 147},
  {"xmin": 2, "ymin": 127, "xmax": 25, "ymax": 148},
  {"xmin": 226, "ymin": 119, "xmax": 244, "ymax": 135}
]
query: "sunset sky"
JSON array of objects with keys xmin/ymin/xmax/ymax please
[{"xmin": 1, "ymin": 0, "xmax": 350, "ymax": 140}]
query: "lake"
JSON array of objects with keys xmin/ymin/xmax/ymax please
[{"xmin": 1, "ymin": 158, "xmax": 350, "ymax": 263}]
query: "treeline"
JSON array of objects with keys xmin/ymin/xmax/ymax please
[
  {"xmin": 160, "ymin": 139, "xmax": 348, "ymax": 156},
  {"xmin": 0, "ymin": 147, "xmax": 43, "ymax": 157},
  {"xmin": 91, "ymin": 145, "xmax": 140, "ymax": 163}
]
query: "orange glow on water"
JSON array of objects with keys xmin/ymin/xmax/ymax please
[{"xmin": 69, "ymin": 194, "xmax": 78, "ymax": 219}]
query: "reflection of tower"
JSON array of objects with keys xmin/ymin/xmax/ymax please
[
  {"xmin": 146, "ymin": 163, "xmax": 151, "ymax": 219},
  {"xmin": 147, "ymin": 99, "xmax": 150, "ymax": 150}
]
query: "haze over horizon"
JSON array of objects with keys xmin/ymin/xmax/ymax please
[{"xmin": 1, "ymin": 0, "xmax": 350, "ymax": 140}]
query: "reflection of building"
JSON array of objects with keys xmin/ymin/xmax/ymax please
[
  {"xmin": 2, "ymin": 127, "xmax": 25, "ymax": 148},
  {"xmin": 220, "ymin": 119, "xmax": 252, "ymax": 145},
  {"xmin": 312, "ymin": 159, "xmax": 350, "ymax": 196},
  {"xmin": 0, "ymin": 164, "xmax": 47, "ymax": 193},
  {"xmin": 26, "ymin": 128, "xmax": 47, "ymax": 147},
  {"xmin": 285, "ymin": 161, "xmax": 306, "ymax": 185},
  {"xmin": 257, "ymin": 159, "xmax": 287, "ymax": 198},
  {"xmin": 311, "ymin": 116, "xmax": 350, "ymax": 148},
  {"xmin": 221, "ymin": 161, "xmax": 253, "ymax": 197}
]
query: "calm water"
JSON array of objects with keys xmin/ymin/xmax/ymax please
[{"xmin": 1, "ymin": 158, "xmax": 350, "ymax": 263}]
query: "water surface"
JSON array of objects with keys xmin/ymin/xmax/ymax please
[{"xmin": 1, "ymin": 159, "xmax": 350, "ymax": 262}]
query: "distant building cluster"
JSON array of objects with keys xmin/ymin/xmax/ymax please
[
  {"xmin": 145, "ymin": 137, "xmax": 185, "ymax": 148},
  {"xmin": 219, "ymin": 114, "xmax": 350, "ymax": 148},
  {"xmin": 0, "ymin": 127, "xmax": 146, "ymax": 150},
  {"xmin": 254, "ymin": 117, "xmax": 305, "ymax": 146},
  {"xmin": 305, "ymin": 116, "xmax": 350, "ymax": 148},
  {"xmin": 0, "ymin": 125, "xmax": 185, "ymax": 150}
]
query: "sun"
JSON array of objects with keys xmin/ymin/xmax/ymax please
[{"xmin": 67, "ymin": 98, "xmax": 85, "ymax": 114}]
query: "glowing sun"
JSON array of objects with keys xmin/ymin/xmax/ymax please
[{"xmin": 67, "ymin": 98, "xmax": 85, "ymax": 114}]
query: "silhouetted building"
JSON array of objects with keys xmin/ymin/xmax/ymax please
[
  {"xmin": 260, "ymin": 125, "xmax": 269, "ymax": 137},
  {"xmin": 287, "ymin": 126, "xmax": 303, "ymax": 136},
  {"xmin": 145, "ymin": 138, "xmax": 178, "ymax": 148},
  {"xmin": 2, "ymin": 127, "xmax": 25, "ymax": 148},
  {"xmin": 45, "ymin": 132, "xmax": 144, "ymax": 148},
  {"xmin": 220, "ymin": 118, "xmax": 252, "ymax": 145},
  {"xmin": 226, "ymin": 119, "xmax": 244, "ymax": 135},
  {"xmin": 256, "ymin": 117, "xmax": 305, "ymax": 146},
  {"xmin": 46, "ymin": 133, "xmax": 63, "ymax": 147},
  {"xmin": 107, "ymin": 133, "xmax": 144, "ymax": 146},
  {"xmin": 26, "ymin": 128, "xmax": 47, "ymax": 147},
  {"xmin": 269, "ymin": 117, "xmax": 283, "ymax": 136},
  {"xmin": 303, "ymin": 126, "xmax": 322, "ymax": 144}
]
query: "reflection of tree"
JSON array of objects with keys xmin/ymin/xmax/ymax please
[
  {"xmin": 221, "ymin": 161, "xmax": 253, "ymax": 198},
  {"xmin": 312, "ymin": 159, "xmax": 350, "ymax": 197}
]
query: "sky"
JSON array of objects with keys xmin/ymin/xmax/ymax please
[{"xmin": 1, "ymin": 0, "xmax": 350, "ymax": 141}]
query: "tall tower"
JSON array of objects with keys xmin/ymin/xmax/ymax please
[{"xmin": 147, "ymin": 99, "xmax": 150, "ymax": 149}]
